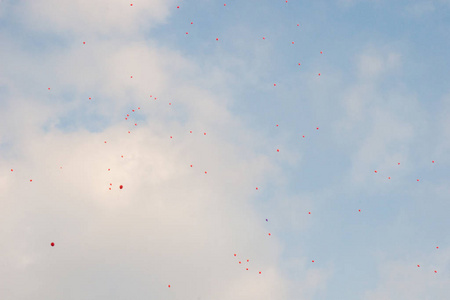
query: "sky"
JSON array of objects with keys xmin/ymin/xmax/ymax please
[{"xmin": 1, "ymin": 0, "xmax": 450, "ymax": 299}]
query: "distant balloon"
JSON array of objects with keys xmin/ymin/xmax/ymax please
[
  {"xmin": 119, "ymin": 185, "xmax": 123, "ymax": 189},
  {"xmin": 51, "ymin": 242, "xmax": 55, "ymax": 247},
  {"xmin": 266, "ymin": 219, "xmax": 268, "ymax": 221}
]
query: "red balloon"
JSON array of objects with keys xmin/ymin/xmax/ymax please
[
  {"xmin": 119, "ymin": 185, "xmax": 123, "ymax": 189},
  {"xmin": 51, "ymin": 242, "xmax": 55, "ymax": 247}
]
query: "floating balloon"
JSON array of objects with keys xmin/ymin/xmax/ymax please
[
  {"xmin": 119, "ymin": 185, "xmax": 123, "ymax": 189},
  {"xmin": 234, "ymin": 254, "xmax": 236, "ymax": 256},
  {"xmin": 51, "ymin": 242, "xmax": 54, "ymax": 247}
]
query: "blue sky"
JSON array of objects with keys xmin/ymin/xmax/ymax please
[{"xmin": 1, "ymin": 0, "xmax": 450, "ymax": 299}]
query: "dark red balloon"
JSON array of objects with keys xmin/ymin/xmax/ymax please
[
  {"xmin": 119, "ymin": 185, "xmax": 123, "ymax": 189},
  {"xmin": 51, "ymin": 242, "xmax": 55, "ymax": 247}
]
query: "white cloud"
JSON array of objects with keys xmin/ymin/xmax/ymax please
[
  {"xmin": 13, "ymin": 0, "xmax": 174, "ymax": 37},
  {"xmin": 0, "ymin": 2, "xmax": 322, "ymax": 299}
]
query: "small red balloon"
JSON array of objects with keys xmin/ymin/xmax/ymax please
[
  {"xmin": 51, "ymin": 242, "xmax": 55, "ymax": 247},
  {"xmin": 119, "ymin": 185, "xmax": 123, "ymax": 189},
  {"xmin": 234, "ymin": 254, "xmax": 236, "ymax": 256},
  {"xmin": 259, "ymin": 271, "xmax": 261, "ymax": 274},
  {"xmin": 168, "ymin": 284, "xmax": 171, "ymax": 288}
]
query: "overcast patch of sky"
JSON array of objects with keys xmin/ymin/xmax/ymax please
[{"xmin": 1, "ymin": 0, "xmax": 450, "ymax": 299}]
